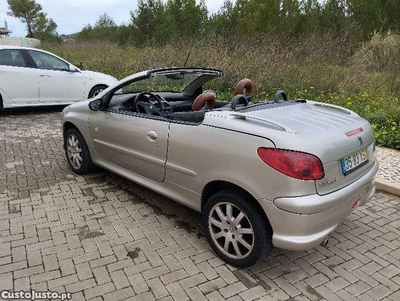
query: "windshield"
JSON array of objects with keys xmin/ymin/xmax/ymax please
[{"xmin": 119, "ymin": 72, "xmax": 208, "ymax": 94}]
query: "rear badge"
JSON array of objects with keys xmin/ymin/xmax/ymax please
[
  {"xmin": 346, "ymin": 127, "xmax": 363, "ymax": 137},
  {"xmin": 318, "ymin": 178, "xmax": 337, "ymax": 187},
  {"xmin": 358, "ymin": 136, "xmax": 363, "ymax": 145}
]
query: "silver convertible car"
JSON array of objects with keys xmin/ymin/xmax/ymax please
[{"xmin": 61, "ymin": 67, "xmax": 378, "ymax": 267}]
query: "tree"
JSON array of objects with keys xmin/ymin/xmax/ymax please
[
  {"xmin": 320, "ymin": 0, "xmax": 347, "ymax": 35},
  {"xmin": 76, "ymin": 14, "xmax": 118, "ymax": 43},
  {"xmin": 131, "ymin": 0, "xmax": 166, "ymax": 43},
  {"xmin": 236, "ymin": 0, "xmax": 281, "ymax": 36},
  {"xmin": 208, "ymin": 0, "xmax": 246, "ymax": 36},
  {"xmin": 164, "ymin": 0, "xmax": 208, "ymax": 39},
  {"xmin": 7, "ymin": 0, "xmax": 59, "ymax": 40}
]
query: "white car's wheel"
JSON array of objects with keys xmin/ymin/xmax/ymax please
[
  {"xmin": 203, "ymin": 190, "xmax": 273, "ymax": 267},
  {"xmin": 89, "ymin": 85, "xmax": 107, "ymax": 99}
]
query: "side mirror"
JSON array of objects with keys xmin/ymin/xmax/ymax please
[
  {"xmin": 69, "ymin": 65, "xmax": 79, "ymax": 72},
  {"xmin": 89, "ymin": 99, "xmax": 102, "ymax": 111},
  {"xmin": 77, "ymin": 62, "xmax": 85, "ymax": 70}
]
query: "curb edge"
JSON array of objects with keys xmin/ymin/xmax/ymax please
[{"xmin": 376, "ymin": 179, "xmax": 400, "ymax": 197}]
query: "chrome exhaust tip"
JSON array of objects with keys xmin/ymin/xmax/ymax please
[{"xmin": 320, "ymin": 238, "xmax": 329, "ymax": 248}]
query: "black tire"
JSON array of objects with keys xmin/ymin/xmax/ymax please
[
  {"xmin": 203, "ymin": 190, "xmax": 273, "ymax": 267},
  {"xmin": 88, "ymin": 85, "xmax": 107, "ymax": 99},
  {"xmin": 64, "ymin": 128, "xmax": 97, "ymax": 174}
]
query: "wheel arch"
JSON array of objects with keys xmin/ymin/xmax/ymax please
[
  {"xmin": 201, "ymin": 180, "xmax": 272, "ymax": 229},
  {"xmin": 63, "ymin": 122, "xmax": 82, "ymax": 148},
  {"xmin": 63, "ymin": 121, "xmax": 80, "ymax": 136},
  {"xmin": 0, "ymin": 92, "xmax": 3, "ymax": 109}
]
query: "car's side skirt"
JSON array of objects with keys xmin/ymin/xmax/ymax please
[{"xmin": 93, "ymin": 157, "xmax": 202, "ymax": 212}]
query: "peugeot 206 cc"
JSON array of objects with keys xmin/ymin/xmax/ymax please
[{"xmin": 61, "ymin": 67, "xmax": 378, "ymax": 267}]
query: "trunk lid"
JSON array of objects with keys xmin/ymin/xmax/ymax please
[{"xmin": 205, "ymin": 100, "xmax": 376, "ymax": 194}]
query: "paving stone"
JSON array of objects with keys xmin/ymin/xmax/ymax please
[
  {"xmin": 325, "ymin": 277, "xmax": 350, "ymax": 292},
  {"xmin": 160, "ymin": 269, "xmax": 189, "ymax": 285},
  {"xmin": 346, "ymin": 281, "xmax": 372, "ymax": 296},
  {"xmin": 103, "ymin": 287, "xmax": 135, "ymax": 301},
  {"xmin": 147, "ymin": 277, "xmax": 170, "ymax": 299},
  {"xmin": 0, "ymin": 272, "xmax": 13, "ymax": 290},
  {"xmin": 30, "ymin": 270, "xmax": 61, "ymax": 284},
  {"xmin": 366, "ymin": 284, "xmax": 392, "ymax": 300},
  {"xmin": 179, "ymin": 273, "xmax": 207, "ymax": 289},
  {"xmin": 219, "ymin": 282, "xmax": 247, "ymax": 298},
  {"xmin": 239, "ymin": 285, "xmax": 267, "ymax": 301},
  {"xmin": 84, "ymin": 282, "xmax": 116, "ymax": 300},
  {"xmin": 273, "ymin": 277, "xmax": 301, "ymax": 297},
  {"xmin": 186, "ymin": 286, "xmax": 207, "ymax": 301},
  {"xmin": 304, "ymin": 273, "xmax": 329, "ymax": 288},
  {"xmin": 166, "ymin": 282, "xmax": 189, "ymax": 301},
  {"xmin": 129, "ymin": 273, "xmax": 149, "ymax": 294},
  {"xmin": 110, "ymin": 269, "xmax": 130, "ymax": 289},
  {"xmin": 76, "ymin": 262, "xmax": 93, "ymax": 281}
]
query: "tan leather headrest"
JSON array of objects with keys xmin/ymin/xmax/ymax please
[
  {"xmin": 192, "ymin": 92, "xmax": 216, "ymax": 111},
  {"xmin": 235, "ymin": 78, "xmax": 254, "ymax": 96}
]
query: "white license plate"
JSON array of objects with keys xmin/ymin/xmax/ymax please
[{"xmin": 341, "ymin": 149, "xmax": 369, "ymax": 175}]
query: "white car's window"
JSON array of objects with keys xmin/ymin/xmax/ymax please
[
  {"xmin": 0, "ymin": 49, "xmax": 27, "ymax": 67},
  {"xmin": 28, "ymin": 50, "xmax": 69, "ymax": 72}
]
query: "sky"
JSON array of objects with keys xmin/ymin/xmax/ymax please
[{"xmin": 0, "ymin": 0, "xmax": 228, "ymax": 37}]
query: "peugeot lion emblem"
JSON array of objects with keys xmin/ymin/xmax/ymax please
[{"xmin": 358, "ymin": 136, "xmax": 363, "ymax": 145}]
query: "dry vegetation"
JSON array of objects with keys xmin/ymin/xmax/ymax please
[{"xmin": 43, "ymin": 33, "xmax": 399, "ymax": 149}]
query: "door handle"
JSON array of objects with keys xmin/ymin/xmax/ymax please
[
  {"xmin": 39, "ymin": 74, "xmax": 51, "ymax": 77},
  {"xmin": 147, "ymin": 131, "xmax": 157, "ymax": 141}
]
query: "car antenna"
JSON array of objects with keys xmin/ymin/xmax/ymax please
[
  {"xmin": 183, "ymin": 29, "xmax": 201, "ymax": 67},
  {"xmin": 183, "ymin": 39, "xmax": 195, "ymax": 67}
]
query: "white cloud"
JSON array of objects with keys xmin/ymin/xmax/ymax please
[{"xmin": 1, "ymin": 0, "xmax": 228, "ymax": 37}]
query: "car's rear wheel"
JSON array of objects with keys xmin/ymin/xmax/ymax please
[
  {"xmin": 203, "ymin": 190, "xmax": 273, "ymax": 267},
  {"xmin": 65, "ymin": 128, "xmax": 97, "ymax": 174},
  {"xmin": 89, "ymin": 85, "xmax": 107, "ymax": 98}
]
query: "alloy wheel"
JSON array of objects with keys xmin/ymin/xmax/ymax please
[
  {"xmin": 93, "ymin": 89, "xmax": 104, "ymax": 97},
  {"xmin": 208, "ymin": 202, "xmax": 254, "ymax": 259},
  {"xmin": 67, "ymin": 134, "xmax": 83, "ymax": 170}
]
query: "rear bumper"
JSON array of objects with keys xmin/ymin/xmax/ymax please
[{"xmin": 259, "ymin": 161, "xmax": 379, "ymax": 250}]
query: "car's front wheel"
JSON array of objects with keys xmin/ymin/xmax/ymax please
[
  {"xmin": 65, "ymin": 128, "xmax": 97, "ymax": 174},
  {"xmin": 203, "ymin": 190, "xmax": 273, "ymax": 267},
  {"xmin": 89, "ymin": 85, "xmax": 107, "ymax": 99}
]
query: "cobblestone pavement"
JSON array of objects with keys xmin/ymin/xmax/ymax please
[
  {"xmin": 1, "ymin": 108, "xmax": 400, "ymax": 301},
  {"xmin": 376, "ymin": 147, "xmax": 400, "ymax": 185}
]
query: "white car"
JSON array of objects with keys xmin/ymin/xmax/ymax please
[{"xmin": 0, "ymin": 46, "xmax": 117, "ymax": 109}]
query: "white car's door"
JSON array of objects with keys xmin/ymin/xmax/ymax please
[
  {"xmin": 27, "ymin": 50, "xmax": 85, "ymax": 103},
  {"xmin": 0, "ymin": 49, "xmax": 39, "ymax": 105}
]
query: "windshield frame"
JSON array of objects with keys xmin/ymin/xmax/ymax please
[{"xmin": 99, "ymin": 67, "xmax": 223, "ymax": 108}]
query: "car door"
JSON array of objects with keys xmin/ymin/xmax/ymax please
[
  {"xmin": 0, "ymin": 49, "xmax": 39, "ymax": 105},
  {"xmin": 26, "ymin": 50, "xmax": 85, "ymax": 103},
  {"xmin": 88, "ymin": 110, "xmax": 169, "ymax": 182}
]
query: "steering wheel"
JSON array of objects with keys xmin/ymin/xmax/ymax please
[
  {"xmin": 231, "ymin": 94, "xmax": 249, "ymax": 109},
  {"xmin": 134, "ymin": 92, "xmax": 165, "ymax": 116}
]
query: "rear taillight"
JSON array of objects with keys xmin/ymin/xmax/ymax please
[{"xmin": 257, "ymin": 148, "xmax": 324, "ymax": 181}]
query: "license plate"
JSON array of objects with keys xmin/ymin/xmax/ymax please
[{"xmin": 341, "ymin": 149, "xmax": 369, "ymax": 175}]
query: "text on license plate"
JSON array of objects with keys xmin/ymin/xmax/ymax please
[{"xmin": 341, "ymin": 149, "xmax": 369, "ymax": 175}]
